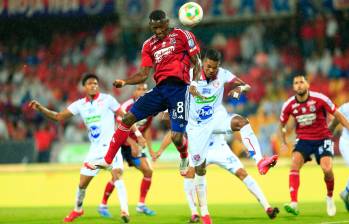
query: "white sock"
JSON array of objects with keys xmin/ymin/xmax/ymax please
[
  {"xmin": 184, "ymin": 178, "xmax": 198, "ymax": 215},
  {"xmin": 114, "ymin": 179, "xmax": 129, "ymax": 214},
  {"xmin": 243, "ymin": 175, "xmax": 270, "ymax": 210},
  {"xmin": 194, "ymin": 174, "xmax": 209, "ymax": 216},
  {"xmin": 240, "ymin": 124, "xmax": 263, "ymax": 163},
  {"xmin": 74, "ymin": 187, "xmax": 86, "ymax": 212}
]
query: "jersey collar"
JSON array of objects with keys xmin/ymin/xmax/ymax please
[{"xmin": 85, "ymin": 92, "xmax": 100, "ymax": 102}]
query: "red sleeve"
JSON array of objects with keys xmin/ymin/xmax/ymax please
[
  {"xmin": 319, "ymin": 96, "xmax": 336, "ymax": 114},
  {"xmin": 280, "ymin": 102, "xmax": 291, "ymax": 124},
  {"xmin": 141, "ymin": 41, "xmax": 153, "ymax": 67},
  {"xmin": 179, "ymin": 30, "xmax": 200, "ymax": 57}
]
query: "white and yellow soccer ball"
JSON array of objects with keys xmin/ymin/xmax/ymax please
[{"xmin": 178, "ymin": 2, "xmax": 203, "ymax": 27}]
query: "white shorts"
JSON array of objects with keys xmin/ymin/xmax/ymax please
[
  {"xmin": 189, "ymin": 134, "xmax": 243, "ymax": 173},
  {"xmin": 187, "ymin": 108, "xmax": 238, "ymax": 167},
  {"xmin": 80, "ymin": 143, "xmax": 124, "ymax": 176},
  {"xmin": 339, "ymin": 136, "xmax": 349, "ymax": 166}
]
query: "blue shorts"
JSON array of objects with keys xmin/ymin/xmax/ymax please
[
  {"xmin": 121, "ymin": 145, "xmax": 146, "ymax": 168},
  {"xmin": 294, "ymin": 139, "xmax": 334, "ymax": 164},
  {"xmin": 130, "ymin": 79, "xmax": 189, "ymax": 133}
]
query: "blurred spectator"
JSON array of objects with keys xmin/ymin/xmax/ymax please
[
  {"xmin": 34, "ymin": 123, "xmax": 55, "ymax": 163},
  {"xmin": 0, "ymin": 115, "xmax": 9, "ymax": 140}
]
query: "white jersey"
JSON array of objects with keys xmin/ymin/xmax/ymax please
[
  {"xmin": 189, "ymin": 68, "xmax": 236, "ymax": 124},
  {"xmin": 67, "ymin": 93, "xmax": 120, "ymax": 146},
  {"xmin": 338, "ymin": 102, "xmax": 349, "ymax": 140}
]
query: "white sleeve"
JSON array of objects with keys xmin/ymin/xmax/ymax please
[
  {"xmin": 67, "ymin": 101, "xmax": 80, "ymax": 115},
  {"xmin": 108, "ymin": 95, "xmax": 120, "ymax": 112},
  {"xmin": 339, "ymin": 103, "xmax": 349, "ymax": 118},
  {"xmin": 221, "ymin": 68, "xmax": 236, "ymax": 84}
]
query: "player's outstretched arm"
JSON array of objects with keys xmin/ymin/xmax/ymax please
[
  {"xmin": 113, "ymin": 66, "xmax": 151, "ymax": 88},
  {"xmin": 28, "ymin": 100, "xmax": 73, "ymax": 122},
  {"xmin": 227, "ymin": 77, "xmax": 251, "ymax": 99},
  {"xmin": 333, "ymin": 110, "xmax": 349, "ymax": 131}
]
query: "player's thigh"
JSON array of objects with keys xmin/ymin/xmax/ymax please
[
  {"xmin": 111, "ymin": 150, "xmax": 124, "ymax": 171},
  {"xmin": 130, "ymin": 86, "xmax": 167, "ymax": 121},
  {"xmin": 207, "ymin": 142, "xmax": 243, "ymax": 174},
  {"xmin": 293, "ymin": 139, "xmax": 312, "ymax": 165},
  {"xmin": 187, "ymin": 123, "xmax": 213, "ymax": 167},
  {"xmin": 314, "ymin": 139, "xmax": 334, "ymax": 165},
  {"xmin": 165, "ymin": 84, "xmax": 189, "ymax": 133},
  {"xmin": 339, "ymin": 137, "xmax": 349, "ymax": 166}
]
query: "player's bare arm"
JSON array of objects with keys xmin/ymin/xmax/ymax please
[
  {"xmin": 279, "ymin": 123, "xmax": 288, "ymax": 151},
  {"xmin": 113, "ymin": 66, "xmax": 151, "ymax": 88},
  {"xmin": 227, "ymin": 77, "xmax": 251, "ymax": 99},
  {"xmin": 328, "ymin": 117, "xmax": 340, "ymax": 133},
  {"xmin": 143, "ymin": 128, "xmax": 154, "ymax": 157},
  {"xmin": 333, "ymin": 110, "xmax": 349, "ymax": 130},
  {"xmin": 153, "ymin": 131, "xmax": 172, "ymax": 161},
  {"xmin": 29, "ymin": 100, "xmax": 73, "ymax": 122},
  {"xmin": 189, "ymin": 54, "xmax": 205, "ymax": 99}
]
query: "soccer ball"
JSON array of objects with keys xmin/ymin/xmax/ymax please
[{"xmin": 178, "ymin": 2, "xmax": 203, "ymax": 27}]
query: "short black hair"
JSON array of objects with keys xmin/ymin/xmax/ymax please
[
  {"xmin": 292, "ymin": 74, "xmax": 307, "ymax": 81},
  {"xmin": 149, "ymin": 10, "xmax": 166, "ymax": 21},
  {"xmin": 204, "ymin": 49, "xmax": 222, "ymax": 62},
  {"xmin": 82, "ymin": 73, "xmax": 99, "ymax": 86}
]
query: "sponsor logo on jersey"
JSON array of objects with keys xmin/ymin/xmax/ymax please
[
  {"xmin": 195, "ymin": 95, "xmax": 217, "ymax": 104},
  {"xmin": 154, "ymin": 46, "xmax": 175, "ymax": 63},
  {"xmin": 198, "ymin": 106, "xmax": 213, "ymax": 120},
  {"xmin": 86, "ymin": 115, "xmax": 101, "ymax": 124},
  {"xmin": 295, "ymin": 113, "xmax": 316, "ymax": 127},
  {"xmin": 89, "ymin": 125, "xmax": 101, "ymax": 139}
]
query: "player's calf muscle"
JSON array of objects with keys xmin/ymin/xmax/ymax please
[{"xmin": 230, "ymin": 116, "xmax": 248, "ymax": 131}]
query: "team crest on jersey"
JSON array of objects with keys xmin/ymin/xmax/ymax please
[
  {"xmin": 170, "ymin": 38, "xmax": 176, "ymax": 45},
  {"xmin": 188, "ymin": 39, "xmax": 195, "ymax": 48},
  {"xmin": 192, "ymin": 154, "xmax": 201, "ymax": 162},
  {"xmin": 309, "ymin": 105, "xmax": 316, "ymax": 112}
]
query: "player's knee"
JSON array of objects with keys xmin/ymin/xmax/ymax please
[
  {"xmin": 321, "ymin": 165, "xmax": 333, "ymax": 174},
  {"xmin": 112, "ymin": 169, "xmax": 123, "ymax": 181},
  {"xmin": 171, "ymin": 132, "xmax": 183, "ymax": 146},
  {"xmin": 121, "ymin": 112, "xmax": 137, "ymax": 126},
  {"xmin": 235, "ymin": 168, "xmax": 248, "ymax": 180},
  {"xmin": 142, "ymin": 167, "xmax": 153, "ymax": 178},
  {"xmin": 185, "ymin": 167, "xmax": 195, "ymax": 178},
  {"xmin": 195, "ymin": 165, "xmax": 206, "ymax": 176},
  {"xmin": 230, "ymin": 115, "xmax": 248, "ymax": 131}
]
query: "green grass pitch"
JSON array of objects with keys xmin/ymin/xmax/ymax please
[{"xmin": 0, "ymin": 159, "xmax": 348, "ymax": 223}]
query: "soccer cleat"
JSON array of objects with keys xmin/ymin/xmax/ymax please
[
  {"xmin": 84, "ymin": 158, "xmax": 111, "ymax": 170},
  {"xmin": 63, "ymin": 210, "xmax": 84, "ymax": 222},
  {"xmin": 188, "ymin": 214, "xmax": 200, "ymax": 223},
  {"xmin": 179, "ymin": 157, "xmax": 189, "ymax": 176},
  {"xmin": 327, "ymin": 196, "xmax": 336, "ymax": 216},
  {"xmin": 136, "ymin": 205, "xmax": 156, "ymax": 216},
  {"xmin": 257, "ymin": 155, "xmax": 278, "ymax": 175},
  {"xmin": 201, "ymin": 214, "xmax": 212, "ymax": 224},
  {"xmin": 266, "ymin": 207, "xmax": 279, "ymax": 219},
  {"xmin": 284, "ymin": 203, "xmax": 299, "ymax": 216},
  {"xmin": 98, "ymin": 205, "xmax": 112, "ymax": 218},
  {"xmin": 340, "ymin": 191, "xmax": 349, "ymax": 211},
  {"xmin": 120, "ymin": 211, "xmax": 130, "ymax": 223}
]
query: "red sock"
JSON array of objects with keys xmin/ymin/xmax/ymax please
[
  {"xmin": 104, "ymin": 123, "xmax": 130, "ymax": 164},
  {"xmin": 102, "ymin": 181, "xmax": 115, "ymax": 205},
  {"xmin": 325, "ymin": 177, "xmax": 334, "ymax": 197},
  {"xmin": 289, "ymin": 169, "xmax": 300, "ymax": 202},
  {"xmin": 175, "ymin": 136, "xmax": 188, "ymax": 159},
  {"xmin": 139, "ymin": 177, "xmax": 152, "ymax": 203}
]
